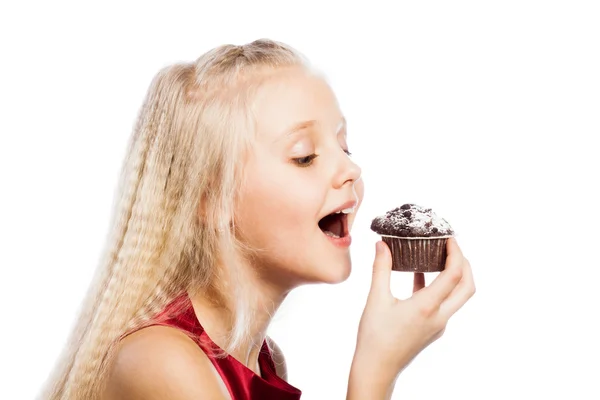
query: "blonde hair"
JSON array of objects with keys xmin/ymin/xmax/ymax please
[{"xmin": 40, "ymin": 39, "xmax": 308, "ymax": 400}]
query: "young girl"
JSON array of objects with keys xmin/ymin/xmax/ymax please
[{"xmin": 41, "ymin": 38, "xmax": 475, "ymax": 400}]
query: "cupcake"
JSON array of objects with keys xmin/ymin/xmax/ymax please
[{"xmin": 370, "ymin": 204, "xmax": 454, "ymax": 272}]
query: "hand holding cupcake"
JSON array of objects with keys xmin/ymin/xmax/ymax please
[
  {"xmin": 350, "ymin": 212, "xmax": 475, "ymax": 395},
  {"xmin": 370, "ymin": 204, "xmax": 454, "ymax": 272}
]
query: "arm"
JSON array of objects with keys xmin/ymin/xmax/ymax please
[{"xmin": 102, "ymin": 326, "xmax": 229, "ymax": 400}]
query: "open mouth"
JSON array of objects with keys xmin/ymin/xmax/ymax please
[{"xmin": 318, "ymin": 212, "xmax": 349, "ymax": 239}]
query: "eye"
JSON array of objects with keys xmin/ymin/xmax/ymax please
[
  {"xmin": 344, "ymin": 149, "xmax": 352, "ymax": 156},
  {"xmin": 292, "ymin": 154, "xmax": 318, "ymax": 167}
]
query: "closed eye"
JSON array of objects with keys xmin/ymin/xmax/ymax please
[{"xmin": 292, "ymin": 154, "xmax": 318, "ymax": 167}]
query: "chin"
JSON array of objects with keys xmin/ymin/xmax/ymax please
[
  {"xmin": 311, "ymin": 257, "xmax": 353, "ymax": 285},
  {"xmin": 322, "ymin": 270, "xmax": 351, "ymax": 285}
]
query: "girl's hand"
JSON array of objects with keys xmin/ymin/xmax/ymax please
[{"xmin": 351, "ymin": 238, "xmax": 475, "ymax": 387}]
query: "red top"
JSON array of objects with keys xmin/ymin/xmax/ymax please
[{"xmin": 137, "ymin": 292, "xmax": 302, "ymax": 400}]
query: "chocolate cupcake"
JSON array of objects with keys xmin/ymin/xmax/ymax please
[{"xmin": 371, "ymin": 204, "xmax": 454, "ymax": 272}]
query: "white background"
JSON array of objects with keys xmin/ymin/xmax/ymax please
[{"xmin": 1, "ymin": 1, "xmax": 599, "ymax": 399}]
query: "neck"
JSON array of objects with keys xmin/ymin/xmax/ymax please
[{"xmin": 188, "ymin": 259, "xmax": 296, "ymax": 376}]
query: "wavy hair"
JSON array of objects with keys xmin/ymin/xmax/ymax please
[{"xmin": 40, "ymin": 38, "xmax": 308, "ymax": 399}]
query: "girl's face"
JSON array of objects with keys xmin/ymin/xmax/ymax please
[{"xmin": 235, "ymin": 67, "xmax": 364, "ymax": 286}]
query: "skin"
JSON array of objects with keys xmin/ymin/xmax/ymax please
[{"xmin": 103, "ymin": 66, "xmax": 475, "ymax": 399}]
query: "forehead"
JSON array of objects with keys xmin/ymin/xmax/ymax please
[{"xmin": 251, "ymin": 67, "xmax": 343, "ymax": 141}]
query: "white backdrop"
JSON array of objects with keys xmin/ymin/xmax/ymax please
[{"xmin": 1, "ymin": 1, "xmax": 599, "ymax": 399}]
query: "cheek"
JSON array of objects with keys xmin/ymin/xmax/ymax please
[{"xmin": 236, "ymin": 169, "xmax": 323, "ymax": 247}]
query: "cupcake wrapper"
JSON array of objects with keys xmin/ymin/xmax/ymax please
[{"xmin": 382, "ymin": 236, "xmax": 449, "ymax": 272}]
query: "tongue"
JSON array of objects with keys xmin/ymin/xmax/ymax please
[{"xmin": 319, "ymin": 214, "xmax": 343, "ymax": 237}]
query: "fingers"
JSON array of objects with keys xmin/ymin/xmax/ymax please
[
  {"xmin": 369, "ymin": 241, "xmax": 392, "ymax": 300},
  {"xmin": 414, "ymin": 238, "xmax": 464, "ymax": 305},
  {"xmin": 440, "ymin": 256, "xmax": 475, "ymax": 317},
  {"xmin": 413, "ymin": 273, "xmax": 425, "ymax": 293}
]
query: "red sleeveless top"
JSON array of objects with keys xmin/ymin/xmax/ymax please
[{"xmin": 142, "ymin": 292, "xmax": 302, "ymax": 400}]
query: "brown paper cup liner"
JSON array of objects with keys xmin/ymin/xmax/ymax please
[{"xmin": 382, "ymin": 236, "xmax": 451, "ymax": 272}]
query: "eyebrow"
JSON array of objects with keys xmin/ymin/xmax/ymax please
[
  {"xmin": 284, "ymin": 120, "xmax": 318, "ymax": 137},
  {"xmin": 283, "ymin": 117, "xmax": 347, "ymax": 138}
]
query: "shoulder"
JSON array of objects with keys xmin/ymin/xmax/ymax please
[
  {"xmin": 266, "ymin": 336, "xmax": 288, "ymax": 381},
  {"xmin": 102, "ymin": 325, "xmax": 230, "ymax": 400}
]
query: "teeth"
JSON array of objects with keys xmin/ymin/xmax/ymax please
[
  {"xmin": 324, "ymin": 231, "xmax": 341, "ymax": 238},
  {"xmin": 335, "ymin": 207, "xmax": 354, "ymax": 214}
]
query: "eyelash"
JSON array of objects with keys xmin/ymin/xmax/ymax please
[
  {"xmin": 292, "ymin": 154, "xmax": 318, "ymax": 167},
  {"xmin": 292, "ymin": 149, "xmax": 352, "ymax": 167}
]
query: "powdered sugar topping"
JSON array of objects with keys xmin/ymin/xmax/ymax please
[{"xmin": 370, "ymin": 203, "xmax": 454, "ymax": 237}]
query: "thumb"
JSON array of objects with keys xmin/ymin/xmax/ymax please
[{"xmin": 369, "ymin": 241, "xmax": 392, "ymax": 300}]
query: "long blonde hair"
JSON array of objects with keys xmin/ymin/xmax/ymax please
[{"xmin": 40, "ymin": 39, "xmax": 308, "ymax": 400}]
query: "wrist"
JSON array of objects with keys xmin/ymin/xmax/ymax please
[{"xmin": 347, "ymin": 358, "xmax": 398, "ymax": 400}]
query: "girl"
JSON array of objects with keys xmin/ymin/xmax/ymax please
[{"xmin": 41, "ymin": 38, "xmax": 475, "ymax": 400}]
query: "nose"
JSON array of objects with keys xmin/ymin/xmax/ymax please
[{"xmin": 333, "ymin": 151, "xmax": 362, "ymax": 189}]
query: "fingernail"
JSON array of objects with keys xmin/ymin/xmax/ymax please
[{"xmin": 375, "ymin": 241, "xmax": 383, "ymax": 253}]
